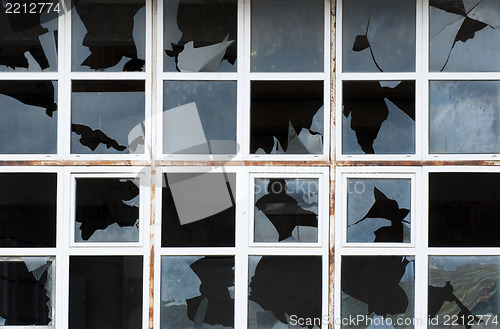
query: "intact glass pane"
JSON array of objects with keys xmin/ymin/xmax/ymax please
[
  {"xmin": 164, "ymin": 0, "xmax": 237, "ymax": 72},
  {"xmin": 75, "ymin": 178, "xmax": 140, "ymax": 243},
  {"xmin": 430, "ymin": 0, "xmax": 500, "ymax": 72},
  {"xmin": 248, "ymin": 256, "xmax": 322, "ymax": 328},
  {"xmin": 347, "ymin": 178, "xmax": 411, "ymax": 243},
  {"xmin": 71, "ymin": 80, "xmax": 145, "ymax": 154},
  {"xmin": 254, "ymin": 178, "xmax": 318, "ymax": 243},
  {"xmin": 342, "ymin": 0, "xmax": 416, "ymax": 72},
  {"xmin": 341, "ymin": 256, "xmax": 415, "ymax": 329},
  {"xmin": 0, "ymin": 81, "xmax": 57, "ymax": 154},
  {"xmin": 163, "ymin": 81, "xmax": 237, "ymax": 154},
  {"xmin": 429, "ymin": 81, "xmax": 500, "ymax": 154},
  {"xmin": 342, "ymin": 81, "xmax": 415, "ymax": 154},
  {"xmin": 161, "ymin": 256, "xmax": 235, "ymax": 328},
  {"xmin": 72, "ymin": 0, "xmax": 146, "ymax": 72},
  {"xmin": 0, "ymin": 173, "xmax": 56, "ymax": 247},
  {"xmin": 429, "ymin": 256, "xmax": 500, "ymax": 328},
  {"xmin": 251, "ymin": 0, "xmax": 324, "ymax": 72},
  {"xmin": 0, "ymin": 0, "xmax": 58, "ymax": 72}
]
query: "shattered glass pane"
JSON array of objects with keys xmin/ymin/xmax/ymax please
[
  {"xmin": 254, "ymin": 178, "xmax": 318, "ymax": 243},
  {"xmin": 429, "ymin": 81, "xmax": 500, "ymax": 154},
  {"xmin": 0, "ymin": 258, "xmax": 53, "ymax": 325},
  {"xmin": 342, "ymin": 81, "xmax": 415, "ymax": 154},
  {"xmin": 162, "ymin": 173, "xmax": 235, "ymax": 247},
  {"xmin": 341, "ymin": 256, "xmax": 415, "ymax": 329},
  {"xmin": 342, "ymin": 0, "xmax": 416, "ymax": 72},
  {"xmin": 71, "ymin": 81, "xmax": 145, "ymax": 154},
  {"xmin": 69, "ymin": 256, "xmax": 143, "ymax": 329},
  {"xmin": 347, "ymin": 178, "xmax": 411, "ymax": 243},
  {"xmin": 75, "ymin": 178, "xmax": 139, "ymax": 242},
  {"xmin": 161, "ymin": 256, "xmax": 234, "ymax": 329},
  {"xmin": 428, "ymin": 256, "xmax": 500, "ymax": 329},
  {"xmin": 251, "ymin": 0, "xmax": 324, "ymax": 72},
  {"xmin": 72, "ymin": 0, "xmax": 146, "ymax": 72},
  {"xmin": 430, "ymin": 0, "xmax": 500, "ymax": 72},
  {"xmin": 0, "ymin": 0, "xmax": 58, "ymax": 72},
  {"xmin": 164, "ymin": 0, "xmax": 237, "ymax": 72},
  {"xmin": 0, "ymin": 81, "xmax": 57, "ymax": 154},
  {"xmin": 0, "ymin": 173, "xmax": 56, "ymax": 247},
  {"xmin": 248, "ymin": 256, "xmax": 322, "ymax": 329},
  {"xmin": 429, "ymin": 173, "xmax": 500, "ymax": 247},
  {"xmin": 250, "ymin": 81, "xmax": 324, "ymax": 154},
  {"xmin": 163, "ymin": 81, "xmax": 237, "ymax": 154}
]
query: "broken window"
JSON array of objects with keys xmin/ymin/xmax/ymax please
[
  {"xmin": 251, "ymin": 0, "xmax": 324, "ymax": 72},
  {"xmin": 0, "ymin": 81, "xmax": 57, "ymax": 154},
  {"xmin": 75, "ymin": 178, "xmax": 140, "ymax": 243},
  {"xmin": 0, "ymin": 257, "xmax": 54, "ymax": 326},
  {"xmin": 347, "ymin": 178, "xmax": 411, "ymax": 243},
  {"xmin": 161, "ymin": 256, "xmax": 234, "ymax": 328},
  {"xmin": 0, "ymin": 0, "xmax": 58, "ymax": 72},
  {"xmin": 342, "ymin": 0, "xmax": 416, "ymax": 72},
  {"xmin": 0, "ymin": 173, "xmax": 56, "ymax": 247},
  {"xmin": 428, "ymin": 256, "xmax": 500, "ymax": 328},
  {"xmin": 161, "ymin": 172, "xmax": 235, "ymax": 247},
  {"xmin": 430, "ymin": 0, "xmax": 500, "ymax": 72},
  {"xmin": 71, "ymin": 80, "xmax": 145, "ymax": 154},
  {"xmin": 341, "ymin": 256, "xmax": 415, "ymax": 329},
  {"xmin": 72, "ymin": 0, "xmax": 146, "ymax": 72},
  {"xmin": 254, "ymin": 178, "xmax": 318, "ymax": 243},
  {"xmin": 250, "ymin": 81, "xmax": 324, "ymax": 155},
  {"xmin": 164, "ymin": 0, "xmax": 237, "ymax": 72},
  {"xmin": 342, "ymin": 81, "xmax": 415, "ymax": 154},
  {"xmin": 429, "ymin": 173, "xmax": 500, "ymax": 247},
  {"xmin": 429, "ymin": 80, "xmax": 500, "ymax": 154},
  {"xmin": 163, "ymin": 81, "xmax": 237, "ymax": 154},
  {"xmin": 248, "ymin": 256, "xmax": 322, "ymax": 329}
]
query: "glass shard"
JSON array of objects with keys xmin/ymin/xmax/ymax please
[
  {"xmin": 161, "ymin": 256, "xmax": 235, "ymax": 328},
  {"xmin": 0, "ymin": 173, "xmax": 56, "ymax": 247},
  {"xmin": 75, "ymin": 178, "xmax": 140, "ymax": 242},
  {"xmin": 164, "ymin": 0, "xmax": 237, "ymax": 72},
  {"xmin": 250, "ymin": 81, "xmax": 324, "ymax": 154},
  {"xmin": 251, "ymin": 0, "xmax": 324, "ymax": 72},
  {"xmin": 342, "ymin": 81, "xmax": 415, "ymax": 154},
  {"xmin": 347, "ymin": 179, "xmax": 411, "ymax": 243},
  {"xmin": 71, "ymin": 81, "xmax": 145, "ymax": 154},
  {"xmin": 254, "ymin": 178, "xmax": 318, "ymax": 243}
]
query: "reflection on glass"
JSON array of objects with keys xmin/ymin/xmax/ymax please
[
  {"xmin": 164, "ymin": 0, "xmax": 237, "ymax": 72},
  {"xmin": 163, "ymin": 81, "xmax": 237, "ymax": 154},
  {"xmin": 162, "ymin": 173, "xmax": 235, "ymax": 247},
  {"xmin": 251, "ymin": 0, "xmax": 324, "ymax": 72},
  {"xmin": 69, "ymin": 256, "xmax": 143, "ymax": 329},
  {"xmin": 430, "ymin": 81, "xmax": 500, "ymax": 154},
  {"xmin": 75, "ymin": 178, "xmax": 139, "ymax": 243},
  {"xmin": 254, "ymin": 178, "xmax": 318, "ymax": 243},
  {"xmin": 0, "ymin": 258, "xmax": 53, "ymax": 325},
  {"xmin": 343, "ymin": 81, "xmax": 415, "ymax": 154},
  {"xmin": 71, "ymin": 81, "xmax": 145, "ymax": 154},
  {"xmin": 341, "ymin": 256, "xmax": 415, "ymax": 329},
  {"xmin": 161, "ymin": 256, "xmax": 235, "ymax": 328},
  {"xmin": 248, "ymin": 256, "xmax": 322, "ymax": 329},
  {"xmin": 0, "ymin": 0, "xmax": 58, "ymax": 72},
  {"xmin": 250, "ymin": 81, "xmax": 324, "ymax": 154},
  {"xmin": 429, "ymin": 173, "xmax": 500, "ymax": 247},
  {"xmin": 347, "ymin": 178, "xmax": 411, "ymax": 243},
  {"xmin": 342, "ymin": 0, "xmax": 415, "ymax": 72},
  {"xmin": 0, "ymin": 173, "xmax": 56, "ymax": 247},
  {"xmin": 430, "ymin": 0, "xmax": 500, "ymax": 72},
  {"xmin": 72, "ymin": 0, "xmax": 146, "ymax": 72},
  {"xmin": 428, "ymin": 256, "xmax": 500, "ymax": 329},
  {"xmin": 0, "ymin": 81, "xmax": 57, "ymax": 154}
]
